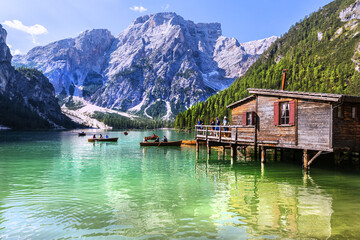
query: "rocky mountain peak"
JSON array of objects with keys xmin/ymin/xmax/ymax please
[
  {"xmin": 12, "ymin": 13, "xmax": 277, "ymax": 119},
  {"xmin": 0, "ymin": 24, "xmax": 12, "ymax": 62}
]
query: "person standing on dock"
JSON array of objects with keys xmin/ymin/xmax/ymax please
[{"xmin": 215, "ymin": 117, "xmax": 220, "ymax": 136}]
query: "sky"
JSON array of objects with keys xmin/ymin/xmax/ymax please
[{"xmin": 0, "ymin": 0, "xmax": 334, "ymax": 55}]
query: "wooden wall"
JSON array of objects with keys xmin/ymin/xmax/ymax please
[
  {"xmin": 257, "ymin": 96, "xmax": 296, "ymax": 146},
  {"xmin": 231, "ymin": 100, "xmax": 256, "ymax": 125},
  {"xmin": 333, "ymin": 103, "xmax": 360, "ymax": 151},
  {"xmin": 297, "ymin": 100, "xmax": 331, "ymax": 150}
]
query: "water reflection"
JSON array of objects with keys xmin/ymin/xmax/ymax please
[
  {"xmin": 1, "ymin": 131, "xmax": 360, "ymax": 239},
  {"xmin": 195, "ymin": 153, "xmax": 333, "ymax": 239}
]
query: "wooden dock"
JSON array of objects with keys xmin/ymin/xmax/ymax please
[{"xmin": 195, "ymin": 88, "xmax": 360, "ymax": 171}]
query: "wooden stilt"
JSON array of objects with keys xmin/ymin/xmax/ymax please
[
  {"xmin": 334, "ymin": 152, "xmax": 342, "ymax": 166},
  {"xmin": 274, "ymin": 148, "xmax": 278, "ymax": 161},
  {"xmin": 207, "ymin": 141, "xmax": 211, "ymax": 155},
  {"xmin": 308, "ymin": 150, "xmax": 323, "ymax": 166},
  {"xmin": 261, "ymin": 146, "xmax": 266, "ymax": 163},
  {"xmin": 303, "ymin": 149, "xmax": 309, "ymax": 171},
  {"xmin": 254, "ymin": 145, "xmax": 258, "ymax": 161},
  {"xmin": 258, "ymin": 146, "xmax": 261, "ymax": 161},
  {"xmin": 196, "ymin": 140, "xmax": 199, "ymax": 153},
  {"xmin": 231, "ymin": 145, "xmax": 236, "ymax": 159}
]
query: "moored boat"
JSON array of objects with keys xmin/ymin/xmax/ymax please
[
  {"xmin": 144, "ymin": 134, "xmax": 158, "ymax": 140},
  {"xmin": 181, "ymin": 140, "xmax": 196, "ymax": 145},
  {"xmin": 78, "ymin": 132, "xmax": 86, "ymax": 136},
  {"xmin": 140, "ymin": 140, "xmax": 182, "ymax": 146},
  {"xmin": 88, "ymin": 138, "xmax": 118, "ymax": 142}
]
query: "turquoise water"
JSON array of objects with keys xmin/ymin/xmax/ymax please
[{"xmin": 0, "ymin": 130, "xmax": 360, "ymax": 239}]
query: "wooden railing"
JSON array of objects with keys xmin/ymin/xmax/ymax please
[{"xmin": 195, "ymin": 125, "xmax": 256, "ymax": 144}]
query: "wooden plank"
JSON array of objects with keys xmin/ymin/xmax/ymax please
[{"xmin": 308, "ymin": 151, "xmax": 323, "ymax": 166}]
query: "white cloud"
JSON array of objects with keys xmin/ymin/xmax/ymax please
[
  {"xmin": 7, "ymin": 43, "xmax": 22, "ymax": 55},
  {"xmin": 12, "ymin": 49, "xmax": 22, "ymax": 55},
  {"xmin": 2, "ymin": 20, "xmax": 47, "ymax": 44},
  {"xmin": 130, "ymin": 6, "xmax": 147, "ymax": 13},
  {"xmin": 162, "ymin": 4, "xmax": 170, "ymax": 10}
]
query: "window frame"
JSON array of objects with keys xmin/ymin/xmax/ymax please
[{"xmin": 280, "ymin": 102, "xmax": 290, "ymax": 125}]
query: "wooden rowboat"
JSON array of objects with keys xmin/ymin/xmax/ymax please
[
  {"xmin": 140, "ymin": 140, "xmax": 182, "ymax": 146},
  {"xmin": 78, "ymin": 132, "xmax": 86, "ymax": 136},
  {"xmin": 88, "ymin": 137, "xmax": 118, "ymax": 142},
  {"xmin": 144, "ymin": 135, "xmax": 158, "ymax": 140},
  {"xmin": 181, "ymin": 140, "xmax": 206, "ymax": 145},
  {"xmin": 181, "ymin": 140, "xmax": 196, "ymax": 145}
]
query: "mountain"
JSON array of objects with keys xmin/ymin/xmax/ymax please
[
  {"xmin": 175, "ymin": 0, "xmax": 360, "ymax": 129},
  {"xmin": 0, "ymin": 24, "xmax": 75, "ymax": 129},
  {"xmin": 13, "ymin": 12, "xmax": 277, "ymax": 119}
]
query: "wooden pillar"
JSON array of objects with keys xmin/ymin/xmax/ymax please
[
  {"xmin": 207, "ymin": 141, "xmax": 211, "ymax": 155},
  {"xmin": 254, "ymin": 145, "xmax": 258, "ymax": 161},
  {"xmin": 258, "ymin": 146, "xmax": 261, "ymax": 161},
  {"xmin": 303, "ymin": 149, "xmax": 309, "ymax": 171},
  {"xmin": 334, "ymin": 151, "xmax": 342, "ymax": 166},
  {"xmin": 261, "ymin": 146, "xmax": 266, "ymax": 163},
  {"xmin": 274, "ymin": 148, "xmax": 278, "ymax": 161},
  {"xmin": 196, "ymin": 140, "xmax": 199, "ymax": 153},
  {"xmin": 231, "ymin": 145, "xmax": 236, "ymax": 159}
]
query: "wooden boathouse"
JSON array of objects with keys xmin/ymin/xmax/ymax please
[{"xmin": 195, "ymin": 88, "xmax": 360, "ymax": 170}]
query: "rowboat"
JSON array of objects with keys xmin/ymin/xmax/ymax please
[
  {"xmin": 124, "ymin": 131, "xmax": 128, "ymax": 135},
  {"xmin": 144, "ymin": 135, "xmax": 158, "ymax": 140},
  {"xmin": 140, "ymin": 140, "xmax": 182, "ymax": 146},
  {"xmin": 78, "ymin": 132, "xmax": 86, "ymax": 136},
  {"xmin": 88, "ymin": 138, "xmax": 118, "ymax": 142},
  {"xmin": 181, "ymin": 140, "xmax": 206, "ymax": 145},
  {"xmin": 181, "ymin": 140, "xmax": 196, "ymax": 145}
]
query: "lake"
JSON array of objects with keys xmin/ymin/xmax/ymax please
[{"xmin": 0, "ymin": 130, "xmax": 360, "ymax": 239}]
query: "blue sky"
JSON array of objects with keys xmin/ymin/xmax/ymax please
[{"xmin": 0, "ymin": 0, "xmax": 333, "ymax": 55}]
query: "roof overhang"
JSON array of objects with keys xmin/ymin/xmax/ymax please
[
  {"xmin": 227, "ymin": 95, "xmax": 256, "ymax": 109},
  {"xmin": 248, "ymin": 88, "xmax": 343, "ymax": 102}
]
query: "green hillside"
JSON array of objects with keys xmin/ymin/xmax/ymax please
[{"xmin": 175, "ymin": 0, "xmax": 360, "ymax": 129}]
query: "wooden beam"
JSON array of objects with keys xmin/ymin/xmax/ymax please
[
  {"xmin": 261, "ymin": 146, "xmax": 266, "ymax": 163},
  {"xmin": 303, "ymin": 149, "xmax": 309, "ymax": 170},
  {"xmin": 308, "ymin": 151, "xmax": 323, "ymax": 166}
]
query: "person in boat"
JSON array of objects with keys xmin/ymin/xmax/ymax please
[
  {"xmin": 105, "ymin": 135, "xmax": 109, "ymax": 139},
  {"xmin": 99, "ymin": 134, "xmax": 103, "ymax": 139},
  {"xmin": 151, "ymin": 133, "xmax": 156, "ymax": 138},
  {"xmin": 155, "ymin": 136, "xmax": 160, "ymax": 142},
  {"xmin": 162, "ymin": 136, "xmax": 168, "ymax": 142},
  {"xmin": 93, "ymin": 134, "xmax": 96, "ymax": 139},
  {"xmin": 143, "ymin": 137, "xmax": 148, "ymax": 142}
]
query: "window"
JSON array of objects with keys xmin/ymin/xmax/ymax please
[
  {"xmin": 352, "ymin": 107, "xmax": 356, "ymax": 119},
  {"xmin": 274, "ymin": 100, "xmax": 296, "ymax": 126},
  {"xmin": 280, "ymin": 102, "xmax": 290, "ymax": 125},
  {"xmin": 247, "ymin": 112, "xmax": 253, "ymax": 125},
  {"xmin": 337, "ymin": 106, "xmax": 343, "ymax": 118},
  {"xmin": 242, "ymin": 111, "xmax": 255, "ymax": 126}
]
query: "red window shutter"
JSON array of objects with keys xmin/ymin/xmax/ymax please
[
  {"xmin": 289, "ymin": 100, "xmax": 296, "ymax": 126},
  {"xmin": 274, "ymin": 102, "xmax": 279, "ymax": 126},
  {"xmin": 251, "ymin": 112, "xmax": 256, "ymax": 125},
  {"xmin": 242, "ymin": 112, "xmax": 247, "ymax": 126}
]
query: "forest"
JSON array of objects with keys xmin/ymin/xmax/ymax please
[{"xmin": 175, "ymin": 0, "xmax": 360, "ymax": 129}]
